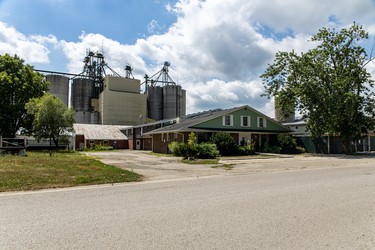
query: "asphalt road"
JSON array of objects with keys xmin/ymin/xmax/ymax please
[{"xmin": 1, "ymin": 164, "xmax": 375, "ymax": 249}]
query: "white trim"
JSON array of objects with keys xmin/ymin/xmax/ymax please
[
  {"xmin": 222, "ymin": 115, "xmax": 233, "ymax": 126},
  {"xmin": 240, "ymin": 115, "xmax": 251, "ymax": 127}
]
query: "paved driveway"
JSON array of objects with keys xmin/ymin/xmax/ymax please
[{"xmin": 85, "ymin": 150, "xmax": 375, "ymax": 181}]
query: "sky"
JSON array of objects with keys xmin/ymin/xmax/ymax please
[{"xmin": 1, "ymin": 0, "xmax": 375, "ymax": 117}]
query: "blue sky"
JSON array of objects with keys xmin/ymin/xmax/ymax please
[
  {"xmin": 0, "ymin": 0, "xmax": 177, "ymax": 42},
  {"xmin": 1, "ymin": 0, "xmax": 375, "ymax": 116}
]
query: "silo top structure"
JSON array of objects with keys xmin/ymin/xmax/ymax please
[
  {"xmin": 125, "ymin": 64, "xmax": 134, "ymax": 79},
  {"xmin": 81, "ymin": 49, "xmax": 121, "ymax": 99},
  {"xmin": 144, "ymin": 61, "xmax": 176, "ymax": 89},
  {"xmin": 144, "ymin": 62, "xmax": 186, "ymax": 121}
]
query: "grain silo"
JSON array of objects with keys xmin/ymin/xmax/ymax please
[
  {"xmin": 145, "ymin": 62, "xmax": 186, "ymax": 120},
  {"xmin": 163, "ymin": 85, "xmax": 184, "ymax": 119},
  {"xmin": 179, "ymin": 89, "xmax": 186, "ymax": 117},
  {"xmin": 46, "ymin": 74, "xmax": 69, "ymax": 107},
  {"xmin": 147, "ymin": 86, "xmax": 163, "ymax": 121},
  {"xmin": 72, "ymin": 78, "xmax": 93, "ymax": 124}
]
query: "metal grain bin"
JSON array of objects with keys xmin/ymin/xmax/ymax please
[
  {"xmin": 147, "ymin": 86, "xmax": 163, "ymax": 121},
  {"xmin": 163, "ymin": 85, "xmax": 179, "ymax": 119},
  {"xmin": 46, "ymin": 74, "xmax": 69, "ymax": 107},
  {"xmin": 72, "ymin": 78, "xmax": 93, "ymax": 112}
]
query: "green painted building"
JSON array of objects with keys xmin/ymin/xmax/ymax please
[{"xmin": 144, "ymin": 105, "xmax": 291, "ymax": 154}]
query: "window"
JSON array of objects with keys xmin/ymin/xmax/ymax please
[
  {"xmin": 222, "ymin": 115, "xmax": 233, "ymax": 126},
  {"xmin": 241, "ymin": 116, "xmax": 251, "ymax": 127},
  {"xmin": 257, "ymin": 117, "xmax": 267, "ymax": 128}
]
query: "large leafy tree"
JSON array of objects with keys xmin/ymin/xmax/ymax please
[
  {"xmin": 26, "ymin": 93, "xmax": 75, "ymax": 148},
  {"xmin": 261, "ymin": 23, "xmax": 375, "ymax": 153},
  {"xmin": 0, "ymin": 54, "xmax": 49, "ymax": 137}
]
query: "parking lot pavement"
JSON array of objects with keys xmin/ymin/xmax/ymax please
[{"xmin": 84, "ymin": 150, "xmax": 375, "ymax": 181}]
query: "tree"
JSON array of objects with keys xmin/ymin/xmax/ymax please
[
  {"xmin": 0, "ymin": 54, "xmax": 49, "ymax": 137},
  {"xmin": 26, "ymin": 93, "xmax": 75, "ymax": 148},
  {"xmin": 261, "ymin": 23, "xmax": 375, "ymax": 153}
]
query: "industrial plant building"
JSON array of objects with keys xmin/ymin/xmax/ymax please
[
  {"xmin": 98, "ymin": 76, "xmax": 147, "ymax": 125},
  {"xmin": 43, "ymin": 50, "xmax": 186, "ymax": 127}
]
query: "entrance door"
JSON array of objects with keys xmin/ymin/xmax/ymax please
[{"xmin": 136, "ymin": 140, "xmax": 141, "ymax": 150}]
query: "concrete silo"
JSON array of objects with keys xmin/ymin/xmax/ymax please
[
  {"xmin": 147, "ymin": 86, "xmax": 163, "ymax": 121},
  {"xmin": 46, "ymin": 74, "xmax": 69, "ymax": 107},
  {"xmin": 145, "ymin": 62, "xmax": 186, "ymax": 121},
  {"xmin": 72, "ymin": 78, "xmax": 93, "ymax": 124},
  {"xmin": 179, "ymin": 89, "xmax": 186, "ymax": 117},
  {"xmin": 163, "ymin": 85, "xmax": 181, "ymax": 119}
]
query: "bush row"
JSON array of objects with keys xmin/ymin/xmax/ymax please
[
  {"xmin": 262, "ymin": 134, "xmax": 306, "ymax": 154},
  {"xmin": 168, "ymin": 132, "xmax": 306, "ymax": 158},
  {"xmin": 168, "ymin": 141, "xmax": 220, "ymax": 159},
  {"xmin": 168, "ymin": 132, "xmax": 256, "ymax": 159}
]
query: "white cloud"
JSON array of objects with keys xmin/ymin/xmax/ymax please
[
  {"xmin": 186, "ymin": 79, "xmax": 273, "ymax": 116},
  {"xmin": 0, "ymin": 22, "xmax": 55, "ymax": 64},
  {"xmin": 247, "ymin": 0, "xmax": 375, "ymax": 34},
  {"xmin": 147, "ymin": 19, "xmax": 165, "ymax": 34},
  {"xmin": 2, "ymin": 0, "xmax": 375, "ymax": 117},
  {"xmin": 60, "ymin": 33, "xmax": 148, "ymax": 76}
]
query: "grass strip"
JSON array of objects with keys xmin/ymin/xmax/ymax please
[{"xmin": 0, "ymin": 151, "xmax": 141, "ymax": 192}]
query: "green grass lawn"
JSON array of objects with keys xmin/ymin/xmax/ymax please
[{"xmin": 0, "ymin": 151, "xmax": 141, "ymax": 192}]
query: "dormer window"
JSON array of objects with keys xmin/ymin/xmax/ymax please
[
  {"xmin": 222, "ymin": 115, "xmax": 233, "ymax": 126},
  {"xmin": 241, "ymin": 116, "xmax": 251, "ymax": 127},
  {"xmin": 257, "ymin": 117, "xmax": 267, "ymax": 128}
]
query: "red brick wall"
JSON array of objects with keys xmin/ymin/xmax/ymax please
[
  {"xmin": 109, "ymin": 140, "xmax": 128, "ymax": 149},
  {"xmin": 143, "ymin": 138, "xmax": 152, "ymax": 150},
  {"xmin": 75, "ymin": 135, "xmax": 85, "ymax": 150},
  {"xmin": 152, "ymin": 134, "xmax": 170, "ymax": 154}
]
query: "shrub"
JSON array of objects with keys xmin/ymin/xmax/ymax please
[
  {"xmin": 296, "ymin": 146, "xmax": 306, "ymax": 154},
  {"xmin": 262, "ymin": 143, "xmax": 281, "ymax": 154},
  {"xmin": 275, "ymin": 134, "xmax": 306, "ymax": 154},
  {"xmin": 196, "ymin": 143, "xmax": 220, "ymax": 159},
  {"xmin": 169, "ymin": 139, "xmax": 219, "ymax": 159},
  {"xmin": 210, "ymin": 132, "xmax": 238, "ymax": 156},
  {"xmin": 85, "ymin": 144, "xmax": 113, "ymax": 151},
  {"xmin": 168, "ymin": 141, "xmax": 197, "ymax": 159},
  {"xmin": 168, "ymin": 141, "xmax": 179, "ymax": 154},
  {"xmin": 168, "ymin": 142, "xmax": 189, "ymax": 158},
  {"xmin": 186, "ymin": 132, "xmax": 198, "ymax": 158},
  {"xmin": 238, "ymin": 144, "xmax": 256, "ymax": 155}
]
